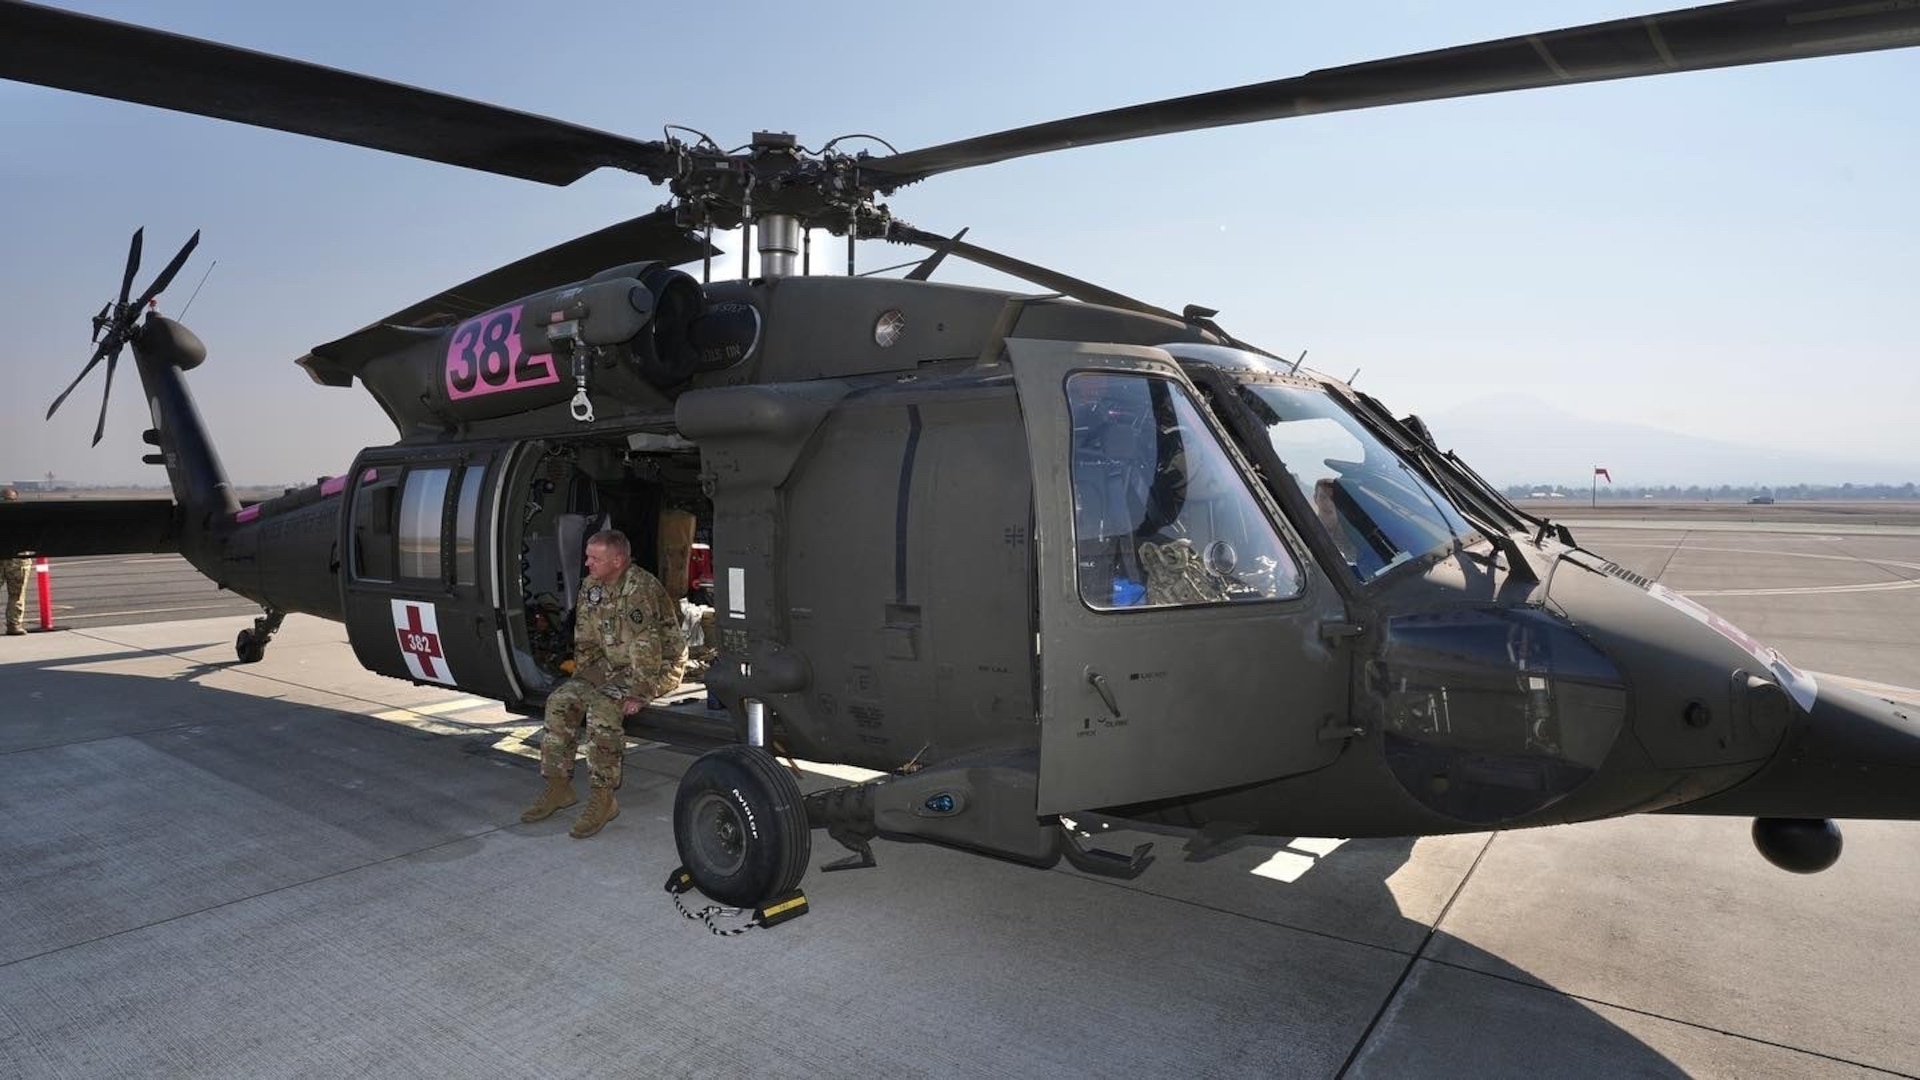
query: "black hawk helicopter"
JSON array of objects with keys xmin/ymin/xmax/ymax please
[{"xmin": 3, "ymin": 0, "xmax": 1917, "ymax": 910}]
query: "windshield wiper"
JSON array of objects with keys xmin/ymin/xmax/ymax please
[
  {"xmin": 1345, "ymin": 393, "xmax": 1539, "ymax": 583},
  {"xmin": 1347, "ymin": 392, "xmax": 1516, "ymax": 535},
  {"xmin": 1440, "ymin": 448, "xmax": 1577, "ymax": 549}
]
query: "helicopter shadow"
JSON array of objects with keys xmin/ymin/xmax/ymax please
[
  {"xmin": 0, "ymin": 646, "xmax": 255, "ymax": 755},
  {"xmin": 1044, "ymin": 815, "xmax": 1795, "ymax": 1077}
]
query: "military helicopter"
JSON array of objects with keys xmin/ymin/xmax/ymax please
[{"xmin": 3, "ymin": 0, "xmax": 1918, "ymax": 913}]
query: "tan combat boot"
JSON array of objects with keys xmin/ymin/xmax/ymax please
[
  {"xmin": 569, "ymin": 789, "xmax": 620, "ymax": 839},
  {"xmin": 519, "ymin": 775, "xmax": 578, "ymax": 823}
]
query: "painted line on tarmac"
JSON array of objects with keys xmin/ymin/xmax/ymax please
[
  {"xmin": 372, "ymin": 696, "xmax": 492, "ymax": 720},
  {"xmin": 483, "ymin": 726, "xmax": 670, "ymax": 762},
  {"xmin": 1568, "ymin": 519, "xmax": 1920, "ymax": 536},
  {"xmin": 1808, "ymin": 671, "xmax": 1920, "ymax": 707},
  {"xmin": 1251, "ymin": 837, "xmax": 1350, "ymax": 884},
  {"xmin": 57, "ymin": 602, "xmax": 260, "ymax": 619},
  {"xmin": 489, "ymin": 726, "xmax": 545, "ymax": 762},
  {"xmin": 795, "ymin": 759, "xmax": 887, "ymax": 784},
  {"xmin": 1601, "ymin": 542, "xmax": 1920, "ymax": 597},
  {"xmin": 365, "ymin": 697, "xmax": 670, "ymax": 763},
  {"xmin": 1695, "ymin": 580, "xmax": 1920, "ymax": 598}
]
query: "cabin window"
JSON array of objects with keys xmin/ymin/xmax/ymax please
[
  {"xmin": 453, "ymin": 466, "xmax": 486, "ymax": 587},
  {"xmin": 1067, "ymin": 372, "xmax": 1300, "ymax": 610},
  {"xmin": 350, "ymin": 467, "xmax": 400, "ymax": 583},
  {"xmin": 398, "ymin": 467, "xmax": 451, "ymax": 581}
]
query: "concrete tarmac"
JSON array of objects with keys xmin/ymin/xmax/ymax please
[
  {"xmin": 3, "ymin": 522, "xmax": 1919, "ymax": 1078},
  {"xmin": 12, "ymin": 553, "xmax": 261, "ymax": 630}
]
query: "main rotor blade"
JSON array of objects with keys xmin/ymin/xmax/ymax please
[
  {"xmin": 889, "ymin": 225, "xmax": 1183, "ymax": 322},
  {"xmin": 300, "ymin": 209, "xmax": 717, "ymax": 376},
  {"xmin": 862, "ymin": 0, "xmax": 1920, "ymax": 187},
  {"xmin": 134, "ymin": 230, "xmax": 201, "ymax": 311},
  {"xmin": 0, "ymin": 0, "xmax": 676, "ymax": 186},
  {"xmin": 379, "ymin": 210, "xmax": 714, "ymax": 329},
  {"xmin": 119, "ymin": 227, "xmax": 143, "ymax": 307},
  {"xmin": 904, "ymin": 227, "xmax": 968, "ymax": 281}
]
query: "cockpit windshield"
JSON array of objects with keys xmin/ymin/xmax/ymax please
[{"xmin": 1233, "ymin": 382, "xmax": 1476, "ymax": 582}]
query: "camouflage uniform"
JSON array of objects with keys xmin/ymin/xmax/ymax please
[
  {"xmin": 541, "ymin": 563, "xmax": 688, "ymax": 790},
  {"xmin": 1138, "ymin": 537, "xmax": 1229, "ymax": 606},
  {"xmin": 2, "ymin": 555, "xmax": 27, "ymax": 634}
]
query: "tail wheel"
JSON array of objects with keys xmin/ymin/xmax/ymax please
[
  {"xmin": 673, "ymin": 744, "xmax": 811, "ymax": 907},
  {"xmin": 234, "ymin": 629, "xmax": 265, "ymax": 664}
]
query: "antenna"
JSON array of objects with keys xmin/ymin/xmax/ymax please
[
  {"xmin": 1347, "ymin": 367, "xmax": 1362, "ymax": 386},
  {"xmin": 177, "ymin": 260, "xmax": 217, "ymax": 319},
  {"xmin": 1290, "ymin": 349, "xmax": 1307, "ymax": 374}
]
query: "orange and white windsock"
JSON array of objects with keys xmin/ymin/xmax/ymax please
[{"xmin": 1594, "ymin": 467, "xmax": 1612, "ymax": 483}]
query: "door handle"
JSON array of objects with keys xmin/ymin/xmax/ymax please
[{"xmin": 1086, "ymin": 669, "xmax": 1122, "ymax": 718}]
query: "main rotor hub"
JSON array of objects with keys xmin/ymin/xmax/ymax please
[{"xmin": 664, "ymin": 130, "xmax": 894, "ymax": 242}]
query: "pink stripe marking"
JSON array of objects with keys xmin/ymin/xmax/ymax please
[{"xmin": 238, "ymin": 466, "xmax": 362, "ymax": 525}]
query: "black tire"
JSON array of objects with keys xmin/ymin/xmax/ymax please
[
  {"xmin": 673, "ymin": 744, "xmax": 811, "ymax": 907},
  {"xmin": 234, "ymin": 629, "xmax": 265, "ymax": 664}
]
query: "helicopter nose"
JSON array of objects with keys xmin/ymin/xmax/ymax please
[
  {"xmin": 1664, "ymin": 682, "xmax": 1920, "ymax": 820},
  {"xmin": 1546, "ymin": 559, "xmax": 1920, "ymax": 821},
  {"xmin": 1545, "ymin": 563, "xmax": 1803, "ymax": 775}
]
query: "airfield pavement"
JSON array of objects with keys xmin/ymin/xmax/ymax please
[{"xmin": 3, "ymin": 509, "xmax": 1919, "ymax": 1078}]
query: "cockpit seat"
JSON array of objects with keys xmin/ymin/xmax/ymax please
[{"xmin": 555, "ymin": 511, "xmax": 611, "ymax": 611}]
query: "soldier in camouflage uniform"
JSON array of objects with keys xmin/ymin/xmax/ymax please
[
  {"xmin": 3, "ymin": 489, "xmax": 29, "ymax": 636},
  {"xmin": 520, "ymin": 529, "xmax": 688, "ymax": 838}
]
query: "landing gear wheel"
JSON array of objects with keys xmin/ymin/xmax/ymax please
[
  {"xmin": 234, "ymin": 608, "xmax": 283, "ymax": 665},
  {"xmin": 234, "ymin": 629, "xmax": 266, "ymax": 664},
  {"xmin": 673, "ymin": 744, "xmax": 811, "ymax": 907}
]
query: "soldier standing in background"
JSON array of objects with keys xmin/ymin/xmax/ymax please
[
  {"xmin": 3, "ymin": 488, "xmax": 29, "ymax": 636},
  {"xmin": 521, "ymin": 528, "xmax": 688, "ymax": 838}
]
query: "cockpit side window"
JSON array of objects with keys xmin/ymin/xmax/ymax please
[{"xmin": 1067, "ymin": 372, "xmax": 1301, "ymax": 611}]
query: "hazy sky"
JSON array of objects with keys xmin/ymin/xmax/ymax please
[{"xmin": 3, "ymin": 0, "xmax": 1916, "ymax": 486}]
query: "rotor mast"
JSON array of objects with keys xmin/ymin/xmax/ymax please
[{"xmin": 757, "ymin": 214, "xmax": 803, "ymax": 278}]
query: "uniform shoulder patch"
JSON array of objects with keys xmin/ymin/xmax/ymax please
[{"xmin": 630, "ymin": 610, "xmax": 647, "ymax": 624}]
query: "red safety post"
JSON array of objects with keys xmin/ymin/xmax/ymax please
[{"xmin": 34, "ymin": 556, "xmax": 52, "ymax": 631}]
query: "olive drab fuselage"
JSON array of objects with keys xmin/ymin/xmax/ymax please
[{"xmin": 46, "ymin": 268, "xmax": 1901, "ymax": 873}]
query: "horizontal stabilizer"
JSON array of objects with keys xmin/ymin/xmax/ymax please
[{"xmin": 0, "ymin": 498, "xmax": 180, "ymax": 556}]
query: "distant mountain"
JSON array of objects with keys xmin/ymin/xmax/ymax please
[{"xmin": 1421, "ymin": 394, "xmax": 1913, "ymax": 487}]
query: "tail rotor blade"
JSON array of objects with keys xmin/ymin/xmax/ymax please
[
  {"xmin": 120, "ymin": 227, "xmax": 144, "ymax": 307},
  {"xmin": 92, "ymin": 351, "xmax": 119, "ymax": 446},
  {"xmin": 134, "ymin": 230, "xmax": 200, "ymax": 308},
  {"xmin": 51, "ymin": 228, "xmax": 195, "ymax": 439},
  {"xmin": 47, "ymin": 338, "xmax": 117, "ymax": 420}
]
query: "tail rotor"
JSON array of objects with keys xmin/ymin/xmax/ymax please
[{"xmin": 49, "ymin": 227, "xmax": 201, "ymax": 446}]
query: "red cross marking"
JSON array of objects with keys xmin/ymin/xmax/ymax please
[{"xmin": 396, "ymin": 603, "xmax": 445, "ymax": 681}]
